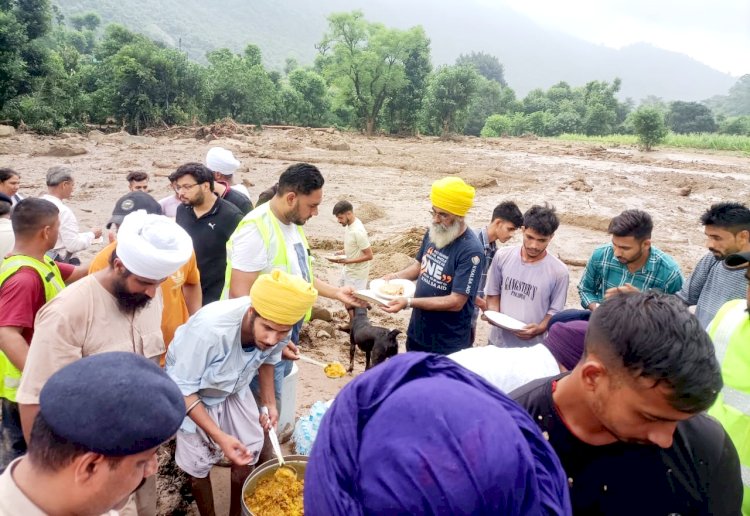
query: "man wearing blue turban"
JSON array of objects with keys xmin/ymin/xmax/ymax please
[{"xmin": 305, "ymin": 352, "xmax": 571, "ymax": 515}]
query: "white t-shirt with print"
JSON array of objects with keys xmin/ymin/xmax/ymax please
[{"xmin": 230, "ymin": 215, "xmax": 307, "ymax": 279}]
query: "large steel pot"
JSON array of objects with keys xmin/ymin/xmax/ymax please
[{"xmin": 241, "ymin": 455, "xmax": 309, "ymax": 516}]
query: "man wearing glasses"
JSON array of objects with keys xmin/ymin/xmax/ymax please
[
  {"xmin": 383, "ymin": 177, "xmax": 484, "ymax": 355},
  {"xmin": 172, "ymin": 163, "xmax": 243, "ymax": 305}
]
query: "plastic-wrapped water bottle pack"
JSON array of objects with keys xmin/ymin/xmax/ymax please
[{"xmin": 293, "ymin": 399, "xmax": 334, "ymax": 455}]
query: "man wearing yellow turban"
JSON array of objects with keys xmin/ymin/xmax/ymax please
[
  {"xmin": 383, "ymin": 177, "xmax": 486, "ymax": 355},
  {"xmin": 165, "ymin": 269, "xmax": 317, "ymax": 516}
]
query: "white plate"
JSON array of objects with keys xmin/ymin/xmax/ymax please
[
  {"xmin": 369, "ymin": 278, "xmax": 416, "ymax": 300},
  {"xmin": 483, "ymin": 310, "xmax": 527, "ymax": 331},
  {"xmin": 324, "ymin": 254, "xmax": 346, "ymax": 262}
]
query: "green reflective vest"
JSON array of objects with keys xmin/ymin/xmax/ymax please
[
  {"xmin": 0, "ymin": 255, "xmax": 65, "ymax": 402},
  {"xmin": 221, "ymin": 203, "xmax": 313, "ymax": 319},
  {"xmin": 707, "ymin": 299, "xmax": 750, "ymax": 515}
]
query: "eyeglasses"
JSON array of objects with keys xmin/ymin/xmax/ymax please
[
  {"xmin": 429, "ymin": 209, "xmax": 452, "ymax": 221},
  {"xmin": 174, "ymin": 183, "xmax": 200, "ymax": 192}
]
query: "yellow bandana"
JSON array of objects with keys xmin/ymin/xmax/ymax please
[
  {"xmin": 430, "ymin": 177, "xmax": 475, "ymax": 217},
  {"xmin": 250, "ymin": 270, "xmax": 318, "ymax": 325}
]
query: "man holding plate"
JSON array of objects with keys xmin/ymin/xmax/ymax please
[{"xmin": 383, "ymin": 177, "xmax": 484, "ymax": 355}]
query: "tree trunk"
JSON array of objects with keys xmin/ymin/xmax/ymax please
[{"xmin": 365, "ymin": 118, "xmax": 375, "ymax": 136}]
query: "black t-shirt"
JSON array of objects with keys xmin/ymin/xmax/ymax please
[
  {"xmin": 407, "ymin": 229, "xmax": 484, "ymax": 355},
  {"xmin": 511, "ymin": 375, "xmax": 742, "ymax": 516},
  {"xmin": 222, "ymin": 186, "xmax": 253, "ymax": 215},
  {"xmin": 176, "ymin": 196, "xmax": 243, "ymax": 305}
]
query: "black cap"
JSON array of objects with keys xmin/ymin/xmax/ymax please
[
  {"xmin": 725, "ymin": 251, "xmax": 750, "ymax": 268},
  {"xmin": 39, "ymin": 352, "xmax": 185, "ymax": 456},
  {"xmin": 107, "ymin": 191, "xmax": 162, "ymax": 228}
]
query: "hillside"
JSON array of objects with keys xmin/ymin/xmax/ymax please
[{"xmin": 54, "ymin": 0, "xmax": 736, "ymax": 102}]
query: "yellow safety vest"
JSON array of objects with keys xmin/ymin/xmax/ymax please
[
  {"xmin": 0, "ymin": 255, "xmax": 65, "ymax": 401},
  {"xmin": 707, "ymin": 299, "xmax": 750, "ymax": 515},
  {"xmin": 221, "ymin": 203, "xmax": 314, "ymax": 319}
]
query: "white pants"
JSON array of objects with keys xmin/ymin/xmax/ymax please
[{"xmin": 175, "ymin": 390, "xmax": 263, "ymax": 478}]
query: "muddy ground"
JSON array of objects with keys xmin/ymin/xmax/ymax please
[{"xmin": 3, "ymin": 125, "xmax": 748, "ymax": 514}]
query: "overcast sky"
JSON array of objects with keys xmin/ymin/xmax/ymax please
[{"xmin": 488, "ymin": 0, "xmax": 749, "ymax": 76}]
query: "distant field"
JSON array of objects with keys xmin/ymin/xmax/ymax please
[{"xmin": 555, "ymin": 133, "xmax": 750, "ymax": 153}]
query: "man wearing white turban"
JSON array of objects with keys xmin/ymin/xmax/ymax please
[
  {"xmin": 16, "ymin": 211, "xmax": 193, "ymax": 516},
  {"xmin": 205, "ymin": 147, "xmax": 253, "ymax": 214}
]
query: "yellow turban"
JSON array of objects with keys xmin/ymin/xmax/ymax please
[
  {"xmin": 430, "ymin": 177, "xmax": 475, "ymax": 217},
  {"xmin": 250, "ymin": 270, "xmax": 318, "ymax": 325}
]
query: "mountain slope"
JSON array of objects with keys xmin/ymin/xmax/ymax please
[{"xmin": 53, "ymin": 0, "xmax": 736, "ymax": 101}]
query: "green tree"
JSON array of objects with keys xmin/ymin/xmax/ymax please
[
  {"xmin": 581, "ymin": 78, "xmax": 621, "ymax": 135},
  {"xmin": 69, "ymin": 11, "xmax": 99, "ymax": 31},
  {"xmin": 667, "ymin": 101, "xmax": 716, "ymax": 133},
  {"xmin": 422, "ymin": 65, "xmax": 480, "ymax": 137},
  {"xmin": 205, "ymin": 47, "xmax": 276, "ymax": 125},
  {"xmin": 481, "ymin": 112, "xmax": 527, "ymax": 137},
  {"xmin": 719, "ymin": 115, "xmax": 750, "ymax": 136},
  {"xmin": 317, "ymin": 11, "xmax": 417, "ymax": 135},
  {"xmin": 384, "ymin": 26, "xmax": 431, "ymax": 135},
  {"xmin": 455, "ymin": 51, "xmax": 506, "ymax": 87},
  {"xmin": 630, "ymin": 107, "xmax": 667, "ymax": 151},
  {"xmin": 0, "ymin": 9, "xmax": 29, "ymax": 110},
  {"xmin": 464, "ymin": 77, "xmax": 503, "ymax": 136},
  {"xmin": 281, "ymin": 68, "xmax": 330, "ymax": 126},
  {"xmin": 705, "ymin": 75, "xmax": 750, "ymax": 116}
]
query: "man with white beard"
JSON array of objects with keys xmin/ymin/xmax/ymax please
[{"xmin": 383, "ymin": 177, "xmax": 484, "ymax": 355}]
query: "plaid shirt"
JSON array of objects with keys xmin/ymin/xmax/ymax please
[{"xmin": 578, "ymin": 244, "xmax": 684, "ymax": 308}]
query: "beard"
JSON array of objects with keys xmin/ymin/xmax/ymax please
[
  {"xmin": 429, "ymin": 219, "xmax": 463, "ymax": 249},
  {"xmin": 113, "ymin": 276, "xmax": 152, "ymax": 314},
  {"xmin": 288, "ymin": 204, "xmax": 308, "ymax": 226}
]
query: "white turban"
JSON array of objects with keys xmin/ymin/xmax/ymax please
[
  {"xmin": 116, "ymin": 211, "xmax": 193, "ymax": 280},
  {"xmin": 206, "ymin": 147, "xmax": 240, "ymax": 175}
]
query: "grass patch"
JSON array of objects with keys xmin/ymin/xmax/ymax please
[{"xmin": 555, "ymin": 133, "xmax": 750, "ymax": 153}]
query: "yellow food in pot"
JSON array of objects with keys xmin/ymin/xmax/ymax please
[{"xmin": 245, "ymin": 467, "xmax": 304, "ymax": 516}]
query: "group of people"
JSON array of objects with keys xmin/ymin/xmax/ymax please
[{"xmin": 0, "ymin": 147, "xmax": 748, "ymax": 515}]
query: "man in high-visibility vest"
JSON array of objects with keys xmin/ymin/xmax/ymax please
[
  {"xmin": 708, "ymin": 250, "xmax": 750, "ymax": 514},
  {"xmin": 223, "ymin": 163, "xmax": 363, "ymax": 432},
  {"xmin": 0, "ymin": 199, "xmax": 87, "ymax": 472}
]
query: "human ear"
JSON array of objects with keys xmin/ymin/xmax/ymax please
[
  {"xmin": 580, "ymin": 360, "xmax": 607, "ymax": 392},
  {"xmin": 73, "ymin": 452, "xmax": 106, "ymax": 484}
]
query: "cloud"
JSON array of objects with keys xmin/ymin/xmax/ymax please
[{"xmin": 490, "ymin": 0, "xmax": 749, "ymax": 75}]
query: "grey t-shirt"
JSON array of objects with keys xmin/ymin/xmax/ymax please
[
  {"xmin": 676, "ymin": 252, "xmax": 747, "ymax": 329},
  {"xmin": 485, "ymin": 246, "xmax": 569, "ymax": 347}
]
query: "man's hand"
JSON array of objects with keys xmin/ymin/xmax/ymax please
[
  {"xmin": 475, "ymin": 296, "xmax": 487, "ymax": 311},
  {"xmin": 381, "ymin": 273, "xmax": 400, "ymax": 281},
  {"xmin": 382, "ymin": 297, "xmax": 408, "ymax": 314},
  {"xmin": 604, "ymin": 283, "xmax": 639, "ymax": 300},
  {"xmin": 282, "ymin": 342, "xmax": 299, "ymax": 360},
  {"xmin": 335, "ymin": 286, "xmax": 367, "ymax": 307},
  {"xmin": 259, "ymin": 405, "xmax": 279, "ymax": 431},
  {"xmin": 215, "ymin": 432, "xmax": 254, "ymax": 466},
  {"xmin": 92, "ymin": 228, "xmax": 103, "ymax": 239},
  {"xmin": 513, "ymin": 323, "xmax": 544, "ymax": 340}
]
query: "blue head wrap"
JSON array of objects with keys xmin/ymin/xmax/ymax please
[{"xmin": 305, "ymin": 352, "xmax": 571, "ymax": 515}]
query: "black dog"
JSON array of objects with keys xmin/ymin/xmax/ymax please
[{"xmin": 349, "ymin": 307, "xmax": 401, "ymax": 372}]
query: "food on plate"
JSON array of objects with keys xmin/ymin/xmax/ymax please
[
  {"xmin": 324, "ymin": 362, "xmax": 347, "ymax": 378},
  {"xmin": 378, "ymin": 283, "xmax": 404, "ymax": 296},
  {"xmin": 245, "ymin": 467, "xmax": 304, "ymax": 516}
]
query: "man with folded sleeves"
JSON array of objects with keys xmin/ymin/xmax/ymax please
[
  {"xmin": 383, "ymin": 176, "xmax": 484, "ymax": 355},
  {"xmin": 0, "ymin": 352, "xmax": 185, "ymax": 516},
  {"xmin": 167, "ymin": 269, "xmax": 317, "ymax": 516},
  {"xmin": 17, "ymin": 211, "xmax": 193, "ymax": 516}
]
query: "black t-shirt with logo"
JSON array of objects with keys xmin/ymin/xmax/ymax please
[
  {"xmin": 176, "ymin": 196, "xmax": 243, "ymax": 305},
  {"xmin": 407, "ymin": 229, "xmax": 484, "ymax": 354},
  {"xmin": 511, "ymin": 375, "xmax": 742, "ymax": 516}
]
